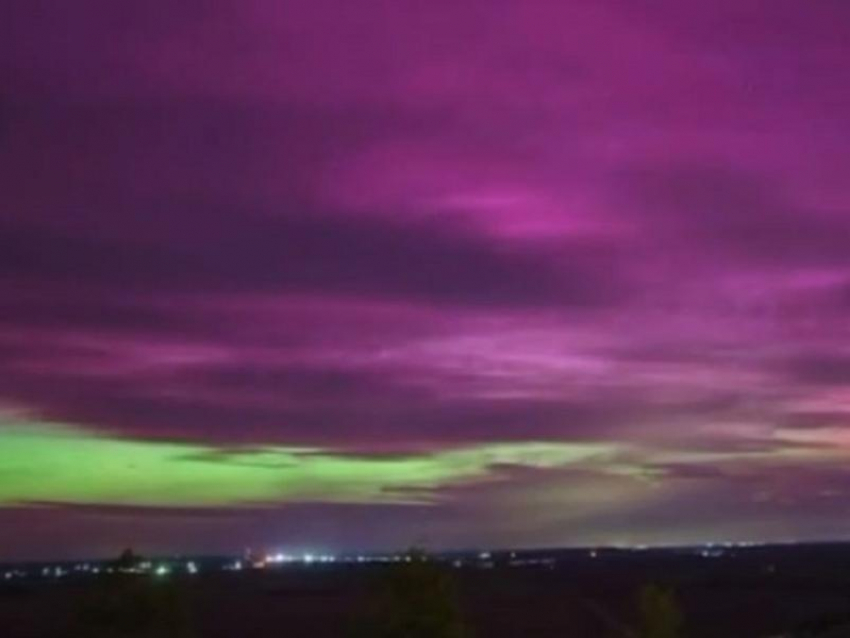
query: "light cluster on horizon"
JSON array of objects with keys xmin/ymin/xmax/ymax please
[{"xmin": 2, "ymin": 0, "xmax": 850, "ymax": 559}]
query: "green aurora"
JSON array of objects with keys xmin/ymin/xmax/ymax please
[{"xmin": 0, "ymin": 421, "xmax": 616, "ymax": 508}]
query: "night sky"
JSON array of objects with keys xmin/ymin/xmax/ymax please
[{"xmin": 2, "ymin": 1, "xmax": 850, "ymax": 560}]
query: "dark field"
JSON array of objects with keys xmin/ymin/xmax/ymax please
[{"xmin": 4, "ymin": 545, "xmax": 850, "ymax": 637}]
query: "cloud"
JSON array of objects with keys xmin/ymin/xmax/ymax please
[
  {"xmin": 784, "ymin": 353, "xmax": 850, "ymax": 387},
  {"xmin": 0, "ymin": 212, "xmax": 623, "ymax": 311},
  {"xmin": 616, "ymin": 164, "xmax": 850, "ymax": 267}
]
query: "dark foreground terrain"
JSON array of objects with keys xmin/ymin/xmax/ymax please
[{"xmin": 3, "ymin": 545, "xmax": 850, "ymax": 637}]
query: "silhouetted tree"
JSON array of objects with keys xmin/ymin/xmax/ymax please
[
  {"xmin": 637, "ymin": 584, "xmax": 682, "ymax": 638},
  {"xmin": 356, "ymin": 550, "xmax": 468, "ymax": 638},
  {"xmin": 115, "ymin": 547, "xmax": 141, "ymax": 571}
]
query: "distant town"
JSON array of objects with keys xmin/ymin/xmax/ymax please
[{"xmin": 0, "ymin": 540, "xmax": 796, "ymax": 583}]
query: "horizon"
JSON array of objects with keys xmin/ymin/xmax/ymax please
[
  {"xmin": 3, "ymin": 0, "xmax": 850, "ymax": 560},
  {"xmin": 6, "ymin": 538, "xmax": 850, "ymax": 567}
]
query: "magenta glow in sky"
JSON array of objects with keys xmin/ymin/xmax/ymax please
[{"xmin": 2, "ymin": 0, "xmax": 850, "ymax": 560}]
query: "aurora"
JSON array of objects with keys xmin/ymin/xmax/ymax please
[{"xmin": 0, "ymin": 421, "xmax": 617, "ymax": 507}]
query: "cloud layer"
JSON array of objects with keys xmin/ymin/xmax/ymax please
[{"xmin": 2, "ymin": 0, "xmax": 850, "ymax": 558}]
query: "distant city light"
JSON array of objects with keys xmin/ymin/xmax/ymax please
[{"xmin": 5, "ymin": 543, "xmax": 811, "ymax": 587}]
